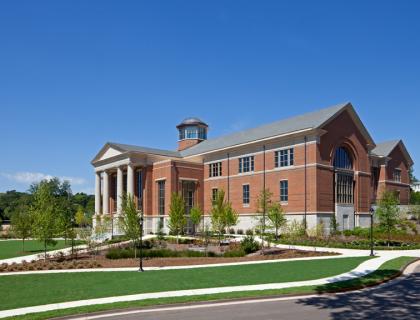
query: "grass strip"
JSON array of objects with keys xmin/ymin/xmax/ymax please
[
  {"xmin": 0, "ymin": 240, "xmax": 84, "ymax": 260},
  {"xmin": 3, "ymin": 256, "xmax": 416, "ymax": 320},
  {"xmin": 0, "ymin": 256, "xmax": 370, "ymax": 311}
]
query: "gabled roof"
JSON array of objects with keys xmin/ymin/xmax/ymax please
[
  {"xmin": 372, "ymin": 140, "xmax": 414, "ymax": 166},
  {"xmin": 371, "ymin": 140, "xmax": 401, "ymax": 157},
  {"xmin": 180, "ymin": 102, "xmax": 375, "ymax": 157},
  {"xmin": 91, "ymin": 142, "xmax": 181, "ymax": 164},
  {"xmin": 107, "ymin": 142, "xmax": 181, "ymax": 158}
]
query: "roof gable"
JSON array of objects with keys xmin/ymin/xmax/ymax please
[{"xmin": 372, "ymin": 140, "xmax": 414, "ymax": 166}]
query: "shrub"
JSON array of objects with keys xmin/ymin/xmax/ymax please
[
  {"xmin": 240, "ymin": 235, "xmax": 260, "ymax": 254},
  {"xmin": 229, "ymin": 228, "xmax": 235, "ymax": 234},
  {"xmin": 236, "ymin": 229, "xmax": 244, "ymax": 235},
  {"xmin": 245, "ymin": 229, "xmax": 254, "ymax": 236},
  {"xmin": 223, "ymin": 249, "xmax": 246, "ymax": 257}
]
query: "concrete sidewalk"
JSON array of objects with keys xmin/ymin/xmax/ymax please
[{"xmin": 1, "ymin": 249, "xmax": 419, "ymax": 318}]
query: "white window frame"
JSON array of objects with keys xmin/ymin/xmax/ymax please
[
  {"xmin": 275, "ymin": 148, "xmax": 294, "ymax": 168},
  {"xmin": 280, "ymin": 180, "xmax": 289, "ymax": 203},
  {"xmin": 239, "ymin": 156, "xmax": 255, "ymax": 173},
  {"xmin": 393, "ymin": 168, "xmax": 402, "ymax": 182},
  {"xmin": 242, "ymin": 184, "xmax": 250, "ymax": 206}
]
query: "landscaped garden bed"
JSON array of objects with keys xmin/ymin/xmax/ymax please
[{"xmin": 0, "ymin": 236, "xmax": 337, "ymax": 272}]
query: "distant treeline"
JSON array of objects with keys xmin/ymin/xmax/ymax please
[{"xmin": 0, "ymin": 178, "xmax": 94, "ymax": 221}]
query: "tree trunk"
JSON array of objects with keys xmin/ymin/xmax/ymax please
[
  {"xmin": 22, "ymin": 238, "xmax": 25, "ymax": 252},
  {"xmin": 44, "ymin": 240, "xmax": 47, "ymax": 260}
]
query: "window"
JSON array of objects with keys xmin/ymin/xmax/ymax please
[
  {"xmin": 393, "ymin": 169, "xmax": 401, "ymax": 182},
  {"xmin": 181, "ymin": 180, "xmax": 195, "ymax": 216},
  {"xmin": 242, "ymin": 184, "xmax": 250, "ymax": 205},
  {"xmin": 158, "ymin": 180, "xmax": 165, "ymax": 215},
  {"xmin": 336, "ymin": 173, "xmax": 354, "ymax": 204},
  {"xmin": 179, "ymin": 126, "xmax": 207, "ymax": 140},
  {"xmin": 280, "ymin": 180, "xmax": 288, "ymax": 202},
  {"xmin": 333, "ymin": 147, "xmax": 352, "ymax": 170},
  {"xmin": 275, "ymin": 148, "xmax": 294, "ymax": 167},
  {"xmin": 212, "ymin": 188, "xmax": 218, "ymax": 203},
  {"xmin": 209, "ymin": 162, "xmax": 222, "ymax": 177},
  {"xmin": 239, "ymin": 156, "xmax": 255, "ymax": 173}
]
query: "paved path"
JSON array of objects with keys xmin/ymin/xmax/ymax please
[
  {"xmin": 1, "ymin": 249, "xmax": 419, "ymax": 318},
  {"xmin": 68, "ymin": 261, "xmax": 420, "ymax": 320}
]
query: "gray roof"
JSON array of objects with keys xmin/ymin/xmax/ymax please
[
  {"xmin": 371, "ymin": 140, "xmax": 401, "ymax": 157},
  {"xmin": 180, "ymin": 102, "xmax": 352, "ymax": 157},
  {"xmin": 108, "ymin": 142, "xmax": 181, "ymax": 158},
  {"xmin": 177, "ymin": 117, "xmax": 208, "ymax": 128}
]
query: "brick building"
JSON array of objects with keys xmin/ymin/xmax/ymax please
[{"xmin": 91, "ymin": 102, "xmax": 413, "ymax": 234}]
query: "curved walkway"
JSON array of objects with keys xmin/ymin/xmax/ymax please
[{"xmin": 0, "ymin": 247, "xmax": 419, "ymax": 318}]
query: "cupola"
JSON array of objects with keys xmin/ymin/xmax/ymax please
[{"xmin": 176, "ymin": 117, "xmax": 208, "ymax": 151}]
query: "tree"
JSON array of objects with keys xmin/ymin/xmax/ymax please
[
  {"xmin": 210, "ymin": 189, "xmax": 239, "ymax": 244},
  {"xmin": 30, "ymin": 180, "xmax": 60, "ymax": 259},
  {"xmin": 376, "ymin": 191, "xmax": 400, "ymax": 245},
  {"xmin": 75, "ymin": 206, "xmax": 89, "ymax": 227},
  {"xmin": 210, "ymin": 189, "xmax": 227, "ymax": 243},
  {"xmin": 267, "ymin": 202, "xmax": 286, "ymax": 241},
  {"xmin": 329, "ymin": 214, "xmax": 339, "ymax": 236},
  {"xmin": 11, "ymin": 205, "xmax": 32, "ymax": 252},
  {"xmin": 225, "ymin": 203, "xmax": 239, "ymax": 233},
  {"xmin": 168, "ymin": 192, "xmax": 186, "ymax": 244},
  {"xmin": 409, "ymin": 205, "xmax": 420, "ymax": 224},
  {"xmin": 189, "ymin": 205, "xmax": 203, "ymax": 235},
  {"xmin": 119, "ymin": 194, "xmax": 141, "ymax": 258},
  {"xmin": 409, "ymin": 167, "xmax": 418, "ymax": 183},
  {"xmin": 255, "ymin": 189, "xmax": 273, "ymax": 250}
]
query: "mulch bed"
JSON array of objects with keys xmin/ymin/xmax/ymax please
[
  {"xmin": 91, "ymin": 248, "xmax": 337, "ymax": 268},
  {"xmin": 0, "ymin": 247, "xmax": 337, "ymax": 272}
]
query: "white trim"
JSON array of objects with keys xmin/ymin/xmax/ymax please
[
  {"xmin": 154, "ymin": 177, "xmax": 167, "ymax": 182},
  {"xmin": 379, "ymin": 180, "xmax": 410, "ymax": 186},
  {"xmin": 179, "ymin": 177, "xmax": 199, "ymax": 182}
]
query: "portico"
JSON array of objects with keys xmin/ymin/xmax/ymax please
[{"xmin": 94, "ymin": 163, "xmax": 144, "ymax": 215}]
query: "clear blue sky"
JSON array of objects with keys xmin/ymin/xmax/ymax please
[{"xmin": 1, "ymin": 0, "xmax": 419, "ymax": 194}]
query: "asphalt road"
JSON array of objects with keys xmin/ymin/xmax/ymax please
[{"xmin": 68, "ymin": 264, "xmax": 420, "ymax": 320}]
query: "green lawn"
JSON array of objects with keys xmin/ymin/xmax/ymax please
[
  {"xmin": 3, "ymin": 256, "xmax": 416, "ymax": 320},
  {"xmin": 0, "ymin": 240, "xmax": 83, "ymax": 260},
  {"xmin": 0, "ymin": 256, "xmax": 370, "ymax": 311}
]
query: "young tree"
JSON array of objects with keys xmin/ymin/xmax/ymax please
[
  {"xmin": 75, "ymin": 206, "xmax": 89, "ymax": 227},
  {"xmin": 267, "ymin": 202, "xmax": 286, "ymax": 241},
  {"xmin": 225, "ymin": 203, "xmax": 239, "ymax": 234},
  {"xmin": 168, "ymin": 192, "xmax": 186, "ymax": 244},
  {"xmin": 30, "ymin": 180, "xmax": 60, "ymax": 259},
  {"xmin": 409, "ymin": 205, "xmax": 420, "ymax": 224},
  {"xmin": 210, "ymin": 189, "xmax": 239, "ymax": 244},
  {"xmin": 210, "ymin": 189, "xmax": 227, "ymax": 243},
  {"xmin": 11, "ymin": 205, "xmax": 32, "ymax": 252},
  {"xmin": 119, "ymin": 194, "xmax": 141, "ymax": 258},
  {"xmin": 329, "ymin": 214, "xmax": 339, "ymax": 236},
  {"xmin": 376, "ymin": 191, "xmax": 400, "ymax": 245},
  {"xmin": 189, "ymin": 205, "xmax": 203, "ymax": 236},
  {"xmin": 255, "ymin": 189, "xmax": 273, "ymax": 250}
]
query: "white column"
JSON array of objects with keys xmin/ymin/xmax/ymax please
[
  {"xmin": 117, "ymin": 166, "xmax": 123, "ymax": 214},
  {"xmin": 127, "ymin": 164, "xmax": 134, "ymax": 197},
  {"xmin": 103, "ymin": 171, "xmax": 109, "ymax": 214},
  {"xmin": 95, "ymin": 172, "xmax": 101, "ymax": 214}
]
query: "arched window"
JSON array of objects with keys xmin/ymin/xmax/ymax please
[{"xmin": 333, "ymin": 147, "xmax": 353, "ymax": 170}]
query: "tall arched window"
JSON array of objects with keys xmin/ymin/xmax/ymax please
[
  {"xmin": 333, "ymin": 147, "xmax": 353, "ymax": 170},
  {"xmin": 333, "ymin": 147, "xmax": 354, "ymax": 204}
]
